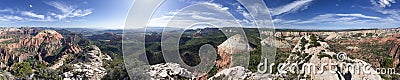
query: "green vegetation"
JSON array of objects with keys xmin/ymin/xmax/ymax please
[
  {"xmin": 103, "ymin": 59, "xmax": 129, "ymax": 80},
  {"xmin": 11, "ymin": 62, "xmax": 32, "ymax": 78},
  {"xmin": 89, "ymin": 36, "xmax": 130, "ymax": 80},
  {"xmin": 248, "ymin": 46, "xmax": 261, "ymax": 72},
  {"xmin": 34, "ymin": 68, "xmax": 62, "ymax": 79},
  {"xmin": 300, "ymin": 37, "xmax": 307, "ymax": 50},
  {"xmin": 300, "ymin": 37, "xmax": 307, "ymax": 45},
  {"xmin": 317, "ymin": 54, "xmax": 332, "ymax": 59},
  {"xmin": 309, "ymin": 34, "xmax": 320, "ymax": 48},
  {"xmin": 384, "ymin": 58, "xmax": 393, "ymax": 68},
  {"xmin": 207, "ymin": 66, "xmax": 218, "ymax": 78}
]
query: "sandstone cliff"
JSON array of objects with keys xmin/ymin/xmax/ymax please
[
  {"xmin": 216, "ymin": 34, "xmax": 252, "ymax": 72},
  {"xmin": 0, "ymin": 28, "xmax": 66, "ymax": 69},
  {"xmin": 390, "ymin": 44, "xmax": 400, "ymax": 68}
]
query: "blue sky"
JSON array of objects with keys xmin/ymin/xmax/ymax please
[
  {"xmin": 0, "ymin": 0, "xmax": 399, "ymax": 29},
  {"xmin": 149, "ymin": 0, "xmax": 400, "ymax": 29},
  {"xmin": 0, "ymin": 0, "xmax": 132, "ymax": 29}
]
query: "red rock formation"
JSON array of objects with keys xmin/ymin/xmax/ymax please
[
  {"xmin": 390, "ymin": 44, "xmax": 400, "ymax": 68},
  {"xmin": 0, "ymin": 28, "xmax": 65, "ymax": 64},
  {"xmin": 216, "ymin": 47, "xmax": 232, "ymax": 70},
  {"xmin": 63, "ymin": 43, "xmax": 82, "ymax": 54},
  {"xmin": 216, "ymin": 34, "xmax": 252, "ymax": 72}
]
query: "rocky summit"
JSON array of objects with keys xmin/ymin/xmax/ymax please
[{"xmin": 63, "ymin": 45, "xmax": 112, "ymax": 80}]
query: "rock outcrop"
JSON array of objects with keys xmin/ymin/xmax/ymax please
[
  {"xmin": 390, "ymin": 44, "xmax": 400, "ymax": 68},
  {"xmin": 286, "ymin": 35, "xmax": 382, "ymax": 80},
  {"xmin": 209, "ymin": 66, "xmax": 279, "ymax": 80},
  {"xmin": 209, "ymin": 66, "xmax": 253, "ymax": 80},
  {"xmin": 62, "ymin": 45, "xmax": 112, "ymax": 80},
  {"xmin": 0, "ymin": 29, "xmax": 65, "ymax": 69},
  {"xmin": 147, "ymin": 63, "xmax": 194, "ymax": 80},
  {"xmin": 62, "ymin": 43, "xmax": 82, "ymax": 54},
  {"xmin": 261, "ymin": 38, "xmax": 292, "ymax": 48},
  {"xmin": 216, "ymin": 34, "xmax": 252, "ymax": 71}
]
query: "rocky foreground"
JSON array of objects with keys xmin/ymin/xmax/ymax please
[
  {"xmin": 63, "ymin": 45, "xmax": 112, "ymax": 80},
  {"xmin": 146, "ymin": 34, "xmax": 390, "ymax": 80}
]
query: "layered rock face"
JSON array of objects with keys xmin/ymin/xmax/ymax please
[
  {"xmin": 63, "ymin": 45, "xmax": 112, "ymax": 80},
  {"xmin": 388, "ymin": 33, "xmax": 400, "ymax": 68},
  {"xmin": 32, "ymin": 30, "xmax": 64, "ymax": 62},
  {"xmin": 49, "ymin": 43, "xmax": 82, "ymax": 70},
  {"xmin": 216, "ymin": 34, "xmax": 252, "ymax": 71},
  {"xmin": 62, "ymin": 43, "xmax": 82, "ymax": 54},
  {"xmin": 390, "ymin": 44, "xmax": 400, "ymax": 68},
  {"xmin": 0, "ymin": 28, "xmax": 66, "ymax": 69}
]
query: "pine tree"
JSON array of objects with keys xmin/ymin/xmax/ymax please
[{"xmin": 310, "ymin": 34, "xmax": 320, "ymax": 47}]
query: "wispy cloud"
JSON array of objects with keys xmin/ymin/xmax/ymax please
[
  {"xmin": 0, "ymin": 8, "xmax": 13, "ymax": 13},
  {"xmin": 288, "ymin": 13, "xmax": 380, "ymax": 24},
  {"xmin": 21, "ymin": 11, "xmax": 45, "ymax": 19},
  {"xmin": 335, "ymin": 13, "xmax": 381, "ymax": 19},
  {"xmin": 45, "ymin": 1, "xmax": 92, "ymax": 20},
  {"xmin": 178, "ymin": 0, "xmax": 214, "ymax": 4},
  {"xmin": 203, "ymin": 2, "xmax": 229, "ymax": 11},
  {"xmin": 367, "ymin": 0, "xmax": 400, "ymax": 24},
  {"xmin": 371, "ymin": 7, "xmax": 400, "ymax": 20},
  {"xmin": 370, "ymin": 0, "xmax": 396, "ymax": 8},
  {"xmin": 271, "ymin": 0, "xmax": 314, "ymax": 16},
  {"xmin": 274, "ymin": 13, "xmax": 398, "ymax": 29},
  {"xmin": 149, "ymin": 2, "xmax": 251, "ymax": 28},
  {"xmin": 0, "ymin": 9, "xmax": 55, "ymax": 22},
  {"xmin": 0, "ymin": 15, "xmax": 23, "ymax": 22}
]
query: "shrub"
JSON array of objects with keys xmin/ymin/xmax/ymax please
[
  {"xmin": 11, "ymin": 62, "xmax": 33, "ymax": 78},
  {"xmin": 309, "ymin": 34, "xmax": 320, "ymax": 47},
  {"xmin": 300, "ymin": 37, "xmax": 307, "ymax": 45},
  {"xmin": 384, "ymin": 58, "xmax": 393, "ymax": 68}
]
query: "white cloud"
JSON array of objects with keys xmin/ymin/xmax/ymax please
[
  {"xmin": 275, "ymin": 13, "xmax": 399, "ymax": 29},
  {"xmin": 202, "ymin": 2, "xmax": 229, "ymax": 11},
  {"xmin": 369, "ymin": 0, "xmax": 399, "ymax": 21},
  {"xmin": 0, "ymin": 8, "xmax": 13, "ymax": 13},
  {"xmin": 293, "ymin": 13, "xmax": 380, "ymax": 24},
  {"xmin": 148, "ymin": 2, "xmax": 250, "ymax": 28},
  {"xmin": 371, "ymin": 0, "xmax": 396, "ymax": 8},
  {"xmin": 335, "ymin": 14, "xmax": 381, "ymax": 19},
  {"xmin": 21, "ymin": 11, "xmax": 45, "ymax": 19},
  {"xmin": 271, "ymin": 0, "xmax": 313, "ymax": 16},
  {"xmin": 46, "ymin": 1, "xmax": 73, "ymax": 13},
  {"xmin": 372, "ymin": 8, "xmax": 400, "ymax": 20},
  {"xmin": 0, "ymin": 15, "xmax": 23, "ymax": 22},
  {"xmin": 178, "ymin": 0, "xmax": 214, "ymax": 4},
  {"xmin": 45, "ymin": 1, "xmax": 92, "ymax": 20},
  {"xmin": 235, "ymin": 5, "xmax": 252, "ymax": 20},
  {"xmin": 0, "ymin": 11, "xmax": 55, "ymax": 22}
]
